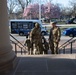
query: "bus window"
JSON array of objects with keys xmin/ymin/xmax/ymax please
[
  {"xmin": 11, "ymin": 22, "xmax": 17, "ymax": 29},
  {"xmin": 11, "ymin": 22, "xmax": 18, "ymax": 33},
  {"xmin": 17, "ymin": 22, "xmax": 23, "ymax": 29},
  {"xmin": 23, "ymin": 22, "xmax": 29, "ymax": 29},
  {"xmin": 23, "ymin": 22, "xmax": 34, "ymax": 29},
  {"xmin": 28, "ymin": 22, "xmax": 34, "ymax": 29}
]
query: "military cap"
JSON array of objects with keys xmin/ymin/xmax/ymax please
[{"xmin": 35, "ymin": 23, "xmax": 40, "ymax": 27}]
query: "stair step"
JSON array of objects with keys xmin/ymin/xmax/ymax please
[{"xmin": 3, "ymin": 54, "xmax": 76, "ymax": 75}]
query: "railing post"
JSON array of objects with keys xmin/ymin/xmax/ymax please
[
  {"xmin": 63, "ymin": 47, "xmax": 65, "ymax": 54},
  {"xmin": 15, "ymin": 43, "xmax": 17, "ymax": 54},
  {"xmin": 58, "ymin": 49, "xmax": 60, "ymax": 54},
  {"xmin": 24, "ymin": 50, "xmax": 26, "ymax": 54},
  {"xmin": 21, "ymin": 47, "xmax": 22, "ymax": 55},
  {"xmin": 70, "ymin": 42, "xmax": 72, "ymax": 54}
]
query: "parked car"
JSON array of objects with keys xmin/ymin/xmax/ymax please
[
  {"xmin": 62, "ymin": 28, "xmax": 76, "ymax": 37},
  {"xmin": 66, "ymin": 17, "xmax": 76, "ymax": 24}
]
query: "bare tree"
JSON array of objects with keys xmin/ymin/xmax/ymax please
[
  {"xmin": 16, "ymin": 0, "xmax": 32, "ymax": 19},
  {"xmin": 61, "ymin": 7, "xmax": 72, "ymax": 19},
  {"xmin": 7, "ymin": 0, "xmax": 18, "ymax": 14},
  {"xmin": 7, "ymin": 0, "xmax": 32, "ymax": 19},
  {"xmin": 69, "ymin": 0, "xmax": 76, "ymax": 17},
  {"xmin": 17, "ymin": 0, "xmax": 32, "ymax": 10},
  {"xmin": 7, "ymin": 0, "xmax": 19, "ymax": 19}
]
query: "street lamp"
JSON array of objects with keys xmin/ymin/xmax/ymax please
[{"xmin": 39, "ymin": 0, "xmax": 41, "ymax": 19}]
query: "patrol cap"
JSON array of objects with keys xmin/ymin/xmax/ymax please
[{"xmin": 35, "ymin": 23, "xmax": 40, "ymax": 27}]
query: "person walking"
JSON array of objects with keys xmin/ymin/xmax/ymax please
[
  {"xmin": 30, "ymin": 23, "xmax": 44, "ymax": 54},
  {"xmin": 49, "ymin": 21, "xmax": 61, "ymax": 54},
  {"xmin": 24, "ymin": 36, "xmax": 32, "ymax": 55},
  {"xmin": 42, "ymin": 35, "xmax": 49, "ymax": 54}
]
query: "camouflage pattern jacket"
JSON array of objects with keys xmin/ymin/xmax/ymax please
[
  {"xmin": 49, "ymin": 26, "xmax": 61, "ymax": 43},
  {"xmin": 30, "ymin": 27, "xmax": 42, "ymax": 40}
]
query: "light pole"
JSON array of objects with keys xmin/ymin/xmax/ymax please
[
  {"xmin": 30, "ymin": 10, "xmax": 32, "ymax": 19},
  {"xmin": 39, "ymin": 0, "xmax": 41, "ymax": 19}
]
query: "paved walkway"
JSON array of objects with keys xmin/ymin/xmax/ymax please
[{"xmin": 2, "ymin": 54, "xmax": 76, "ymax": 75}]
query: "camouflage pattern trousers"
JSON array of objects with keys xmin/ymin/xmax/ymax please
[
  {"xmin": 31, "ymin": 39, "xmax": 44, "ymax": 54},
  {"xmin": 49, "ymin": 41, "xmax": 59, "ymax": 54}
]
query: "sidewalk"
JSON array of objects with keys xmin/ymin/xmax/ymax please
[{"xmin": 3, "ymin": 54, "xmax": 76, "ymax": 75}]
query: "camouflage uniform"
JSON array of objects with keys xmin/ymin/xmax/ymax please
[
  {"xmin": 49, "ymin": 26, "xmax": 61, "ymax": 54},
  {"xmin": 30, "ymin": 23, "xmax": 44, "ymax": 54},
  {"xmin": 24, "ymin": 38, "xmax": 31, "ymax": 54}
]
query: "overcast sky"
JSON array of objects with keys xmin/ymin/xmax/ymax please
[
  {"xmin": 52, "ymin": 0, "xmax": 70, "ymax": 7},
  {"xmin": 31, "ymin": 0, "xmax": 70, "ymax": 7}
]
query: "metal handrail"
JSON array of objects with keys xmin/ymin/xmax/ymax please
[
  {"xmin": 59, "ymin": 37, "xmax": 74, "ymax": 49},
  {"xmin": 62, "ymin": 39, "xmax": 76, "ymax": 48},
  {"xmin": 10, "ymin": 34, "xmax": 25, "ymax": 47},
  {"xmin": 10, "ymin": 34, "xmax": 26, "ymax": 55},
  {"xmin": 59, "ymin": 38, "xmax": 76, "ymax": 54}
]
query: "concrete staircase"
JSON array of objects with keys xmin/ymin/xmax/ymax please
[{"xmin": 2, "ymin": 54, "xmax": 76, "ymax": 75}]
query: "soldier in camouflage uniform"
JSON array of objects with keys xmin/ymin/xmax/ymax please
[
  {"xmin": 30, "ymin": 23, "xmax": 44, "ymax": 54},
  {"xmin": 49, "ymin": 22, "xmax": 61, "ymax": 54}
]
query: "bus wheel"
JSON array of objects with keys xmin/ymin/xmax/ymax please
[
  {"xmin": 69, "ymin": 34, "xmax": 73, "ymax": 37},
  {"xmin": 19, "ymin": 32, "xmax": 24, "ymax": 36},
  {"xmin": 41, "ymin": 31, "xmax": 46, "ymax": 35}
]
